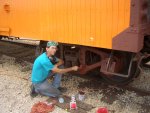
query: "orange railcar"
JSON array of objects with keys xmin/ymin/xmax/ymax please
[{"xmin": 1, "ymin": 0, "xmax": 149, "ymax": 52}]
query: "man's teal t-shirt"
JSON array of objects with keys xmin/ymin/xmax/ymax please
[{"xmin": 31, "ymin": 52, "xmax": 54, "ymax": 83}]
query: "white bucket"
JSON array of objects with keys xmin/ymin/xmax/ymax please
[{"xmin": 78, "ymin": 91, "xmax": 85, "ymax": 101}]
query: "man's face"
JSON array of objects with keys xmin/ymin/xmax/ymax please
[{"xmin": 46, "ymin": 46, "xmax": 57, "ymax": 56}]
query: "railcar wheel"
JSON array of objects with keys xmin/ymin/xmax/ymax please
[
  {"xmin": 100, "ymin": 52, "xmax": 140, "ymax": 85},
  {"xmin": 144, "ymin": 37, "xmax": 150, "ymax": 50},
  {"xmin": 141, "ymin": 36, "xmax": 150, "ymax": 68}
]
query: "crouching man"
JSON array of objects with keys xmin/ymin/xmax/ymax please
[{"xmin": 31, "ymin": 41, "xmax": 79, "ymax": 97}]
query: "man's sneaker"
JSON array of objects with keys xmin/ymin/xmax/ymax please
[
  {"xmin": 30, "ymin": 85, "xmax": 38, "ymax": 97},
  {"xmin": 58, "ymin": 87, "xmax": 67, "ymax": 93}
]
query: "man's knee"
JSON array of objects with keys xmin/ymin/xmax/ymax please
[
  {"xmin": 54, "ymin": 65, "xmax": 64, "ymax": 76},
  {"xmin": 34, "ymin": 84, "xmax": 61, "ymax": 97}
]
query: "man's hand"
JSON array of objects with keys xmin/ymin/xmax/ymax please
[
  {"xmin": 71, "ymin": 66, "xmax": 79, "ymax": 71},
  {"xmin": 52, "ymin": 65, "xmax": 79, "ymax": 74}
]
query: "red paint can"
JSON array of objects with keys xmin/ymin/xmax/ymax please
[{"xmin": 96, "ymin": 107, "xmax": 108, "ymax": 113}]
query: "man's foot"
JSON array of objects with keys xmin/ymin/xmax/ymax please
[
  {"xmin": 49, "ymin": 97, "xmax": 58, "ymax": 105},
  {"xmin": 30, "ymin": 85, "xmax": 38, "ymax": 97},
  {"xmin": 58, "ymin": 87, "xmax": 67, "ymax": 93}
]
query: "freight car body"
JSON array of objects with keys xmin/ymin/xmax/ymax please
[{"xmin": 0, "ymin": 0, "xmax": 150, "ymax": 85}]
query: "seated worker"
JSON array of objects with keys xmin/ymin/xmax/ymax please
[{"xmin": 31, "ymin": 41, "xmax": 79, "ymax": 97}]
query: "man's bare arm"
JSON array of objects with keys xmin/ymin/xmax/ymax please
[{"xmin": 52, "ymin": 66, "xmax": 78, "ymax": 74}]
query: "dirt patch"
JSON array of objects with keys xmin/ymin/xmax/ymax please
[{"xmin": 0, "ymin": 41, "xmax": 36, "ymax": 63}]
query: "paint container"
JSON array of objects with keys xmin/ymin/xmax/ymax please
[
  {"xmin": 58, "ymin": 97, "xmax": 64, "ymax": 103},
  {"xmin": 96, "ymin": 107, "xmax": 108, "ymax": 113},
  {"xmin": 70, "ymin": 95, "xmax": 77, "ymax": 110},
  {"xmin": 78, "ymin": 91, "xmax": 85, "ymax": 101}
]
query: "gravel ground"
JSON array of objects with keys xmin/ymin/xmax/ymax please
[
  {"xmin": 129, "ymin": 68, "xmax": 150, "ymax": 91},
  {"xmin": 0, "ymin": 55, "xmax": 150, "ymax": 113},
  {"xmin": 0, "ymin": 55, "xmax": 69, "ymax": 113}
]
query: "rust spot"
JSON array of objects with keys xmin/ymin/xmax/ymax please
[{"xmin": 4, "ymin": 4, "xmax": 10, "ymax": 13}]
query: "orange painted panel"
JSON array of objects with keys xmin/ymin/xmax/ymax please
[{"xmin": 0, "ymin": 0, "xmax": 130, "ymax": 49}]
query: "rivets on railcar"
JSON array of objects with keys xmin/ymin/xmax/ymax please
[
  {"xmin": 3, "ymin": 4, "xmax": 10, "ymax": 13},
  {"xmin": 90, "ymin": 37, "xmax": 94, "ymax": 41}
]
